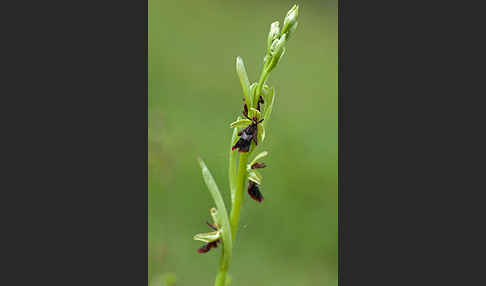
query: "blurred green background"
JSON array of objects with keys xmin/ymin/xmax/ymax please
[{"xmin": 149, "ymin": 0, "xmax": 337, "ymax": 285}]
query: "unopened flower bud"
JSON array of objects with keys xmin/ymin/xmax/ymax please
[
  {"xmin": 286, "ymin": 21, "xmax": 298, "ymax": 40},
  {"xmin": 267, "ymin": 34, "xmax": 287, "ymax": 72},
  {"xmin": 267, "ymin": 21, "xmax": 280, "ymax": 52},
  {"xmin": 271, "ymin": 34, "xmax": 286, "ymax": 58},
  {"xmin": 282, "ymin": 5, "xmax": 298, "ymax": 35}
]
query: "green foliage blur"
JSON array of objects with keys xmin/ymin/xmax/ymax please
[{"xmin": 149, "ymin": 1, "xmax": 337, "ymax": 285}]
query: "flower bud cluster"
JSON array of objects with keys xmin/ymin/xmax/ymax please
[{"xmin": 264, "ymin": 4, "xmax": 299, "ymax": 72}]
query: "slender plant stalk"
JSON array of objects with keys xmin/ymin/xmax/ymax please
[
  {"xmin": 229, "ymin": 152, "xmax": 249, "ymax": 239},
  {"xmin": 214, "ymin": 252, "xmax": 229, "ymax": 286},
  {"xmin": 194, "ymin": 5, "xmax": 299, "ymax": 286}
]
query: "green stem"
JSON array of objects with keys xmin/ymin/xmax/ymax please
[
  {"xmin": 230, "ymin": 152, "xmax": 249, "ymax": 239},
  {"xmin": 214, "ymin": 252, "xmax": 228, "ymax": 286},
  {"xmin": 229, "ymin": 65, "xmax": 267, "ymax": 240},
  {"xmin": 216, "ymin": 54, "xmax": 271, "ymax": 286},
  {"xmin": 255, "ymin": 69, "xmax": 270, "ymax": 106},
  {"xmin": 229, "ymin": 128, "xmax": 238, "ymax": 204},
  {"xmin": 213, "ymin": 152, "xmax": 248, "ymax": 286}
]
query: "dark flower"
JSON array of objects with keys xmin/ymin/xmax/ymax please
[
  {"xmin": 197, "ymin": 240, "xmax": 220, "ymax": 253},
  {"xmin": 251, "ymin": 162, "xmax": 267, "ymax": 169},
  {"xmin": 248, "ymin": 180, "xmax": 264, "ymax": 203},
  {"xmin": 194, "ymin": 216, "xmax": 222, "ymax": 254},
  {"xmin": 232, "ymin": 116, "xmax": 264, "ymax": 152}
]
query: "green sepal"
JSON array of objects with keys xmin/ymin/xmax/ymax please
[
  {"xmin": 193, "ymin": 231, "xmax": 221, "ymax": 243},
  {"xmin": 230, "ymin": 119, "xmax": 251, "ymax": 129},
  {"xmin": 248, "ymin": 170, "xmax": 263, "ymax": 185},
  {"xmin": 249, "ymin": 151, "xmax": 268, "ymax": 167}
]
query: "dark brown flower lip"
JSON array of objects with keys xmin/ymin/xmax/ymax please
[
  {"xmin": 231, "ymin": 115, "xmax": 264, "ymax": 152},
  {"xmin": 231, "ymin": 135, "xmax": 252, "ymax": 152},
  {"xmin": 251, "ymin": 162, "xmax": 266, "ymax": 169},
  {"xmin": 248, "ymin": 180, "xmax": 264, "ymax": 203},
  {"xmin": 196, "ymin": 221, "xmax": 221, "ymax": 253},
  {"xmin": 197, "ymin": 240, "xmax": 220, "ymax": 253}
]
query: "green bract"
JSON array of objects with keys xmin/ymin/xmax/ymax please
[
  {"xmin": 197, "ymin": 158, "xmax": 232, "ymax": 258},
  {"xmin": 249, "ymin": 82, "xmax": 258, "ymax": 110},
  {"xmin": 258, "ymin": 123, "xmax": 266, "ymax": 143},
  {"xmin": 236, "ymin": 56, "xmax": 251, "ymax": 108},
  {"xmin": 262, "ymin": 87, "xmax": 275, "ymax": 131}
]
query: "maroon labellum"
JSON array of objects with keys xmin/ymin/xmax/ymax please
[
  {"xmin": 231, "ymin": 115, "xmax": 264, "ymax": 153},
  {"xmin": 196, "ymin": 220, "xmax": 221, "ymax": 254},
  {"xmin": 251, "ymin": 162, "xmax": 267, "ymax": 169},
  {"xmin": 248, "ymin": 180, "xmax": 264, "ymax": 203},
  {"xmin": 197, "ymin": 240, "xmax": 220, "ymax": 253}
]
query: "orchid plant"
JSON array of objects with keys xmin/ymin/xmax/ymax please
[{"xmin": 194, "ymin": 5, "xmax": 300, "ymax": 286}]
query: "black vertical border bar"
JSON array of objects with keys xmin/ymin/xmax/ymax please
[
  {"xmin": 3, "ymin": 0, "xmax": 149, "ymax": 284},
  {"xmin": 145, "ymin": 0, "xmax": 149, "ymax": 283},
  {"xmin": 336, "ymin": 0, "xmax": 481, "ymax": 285}
]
